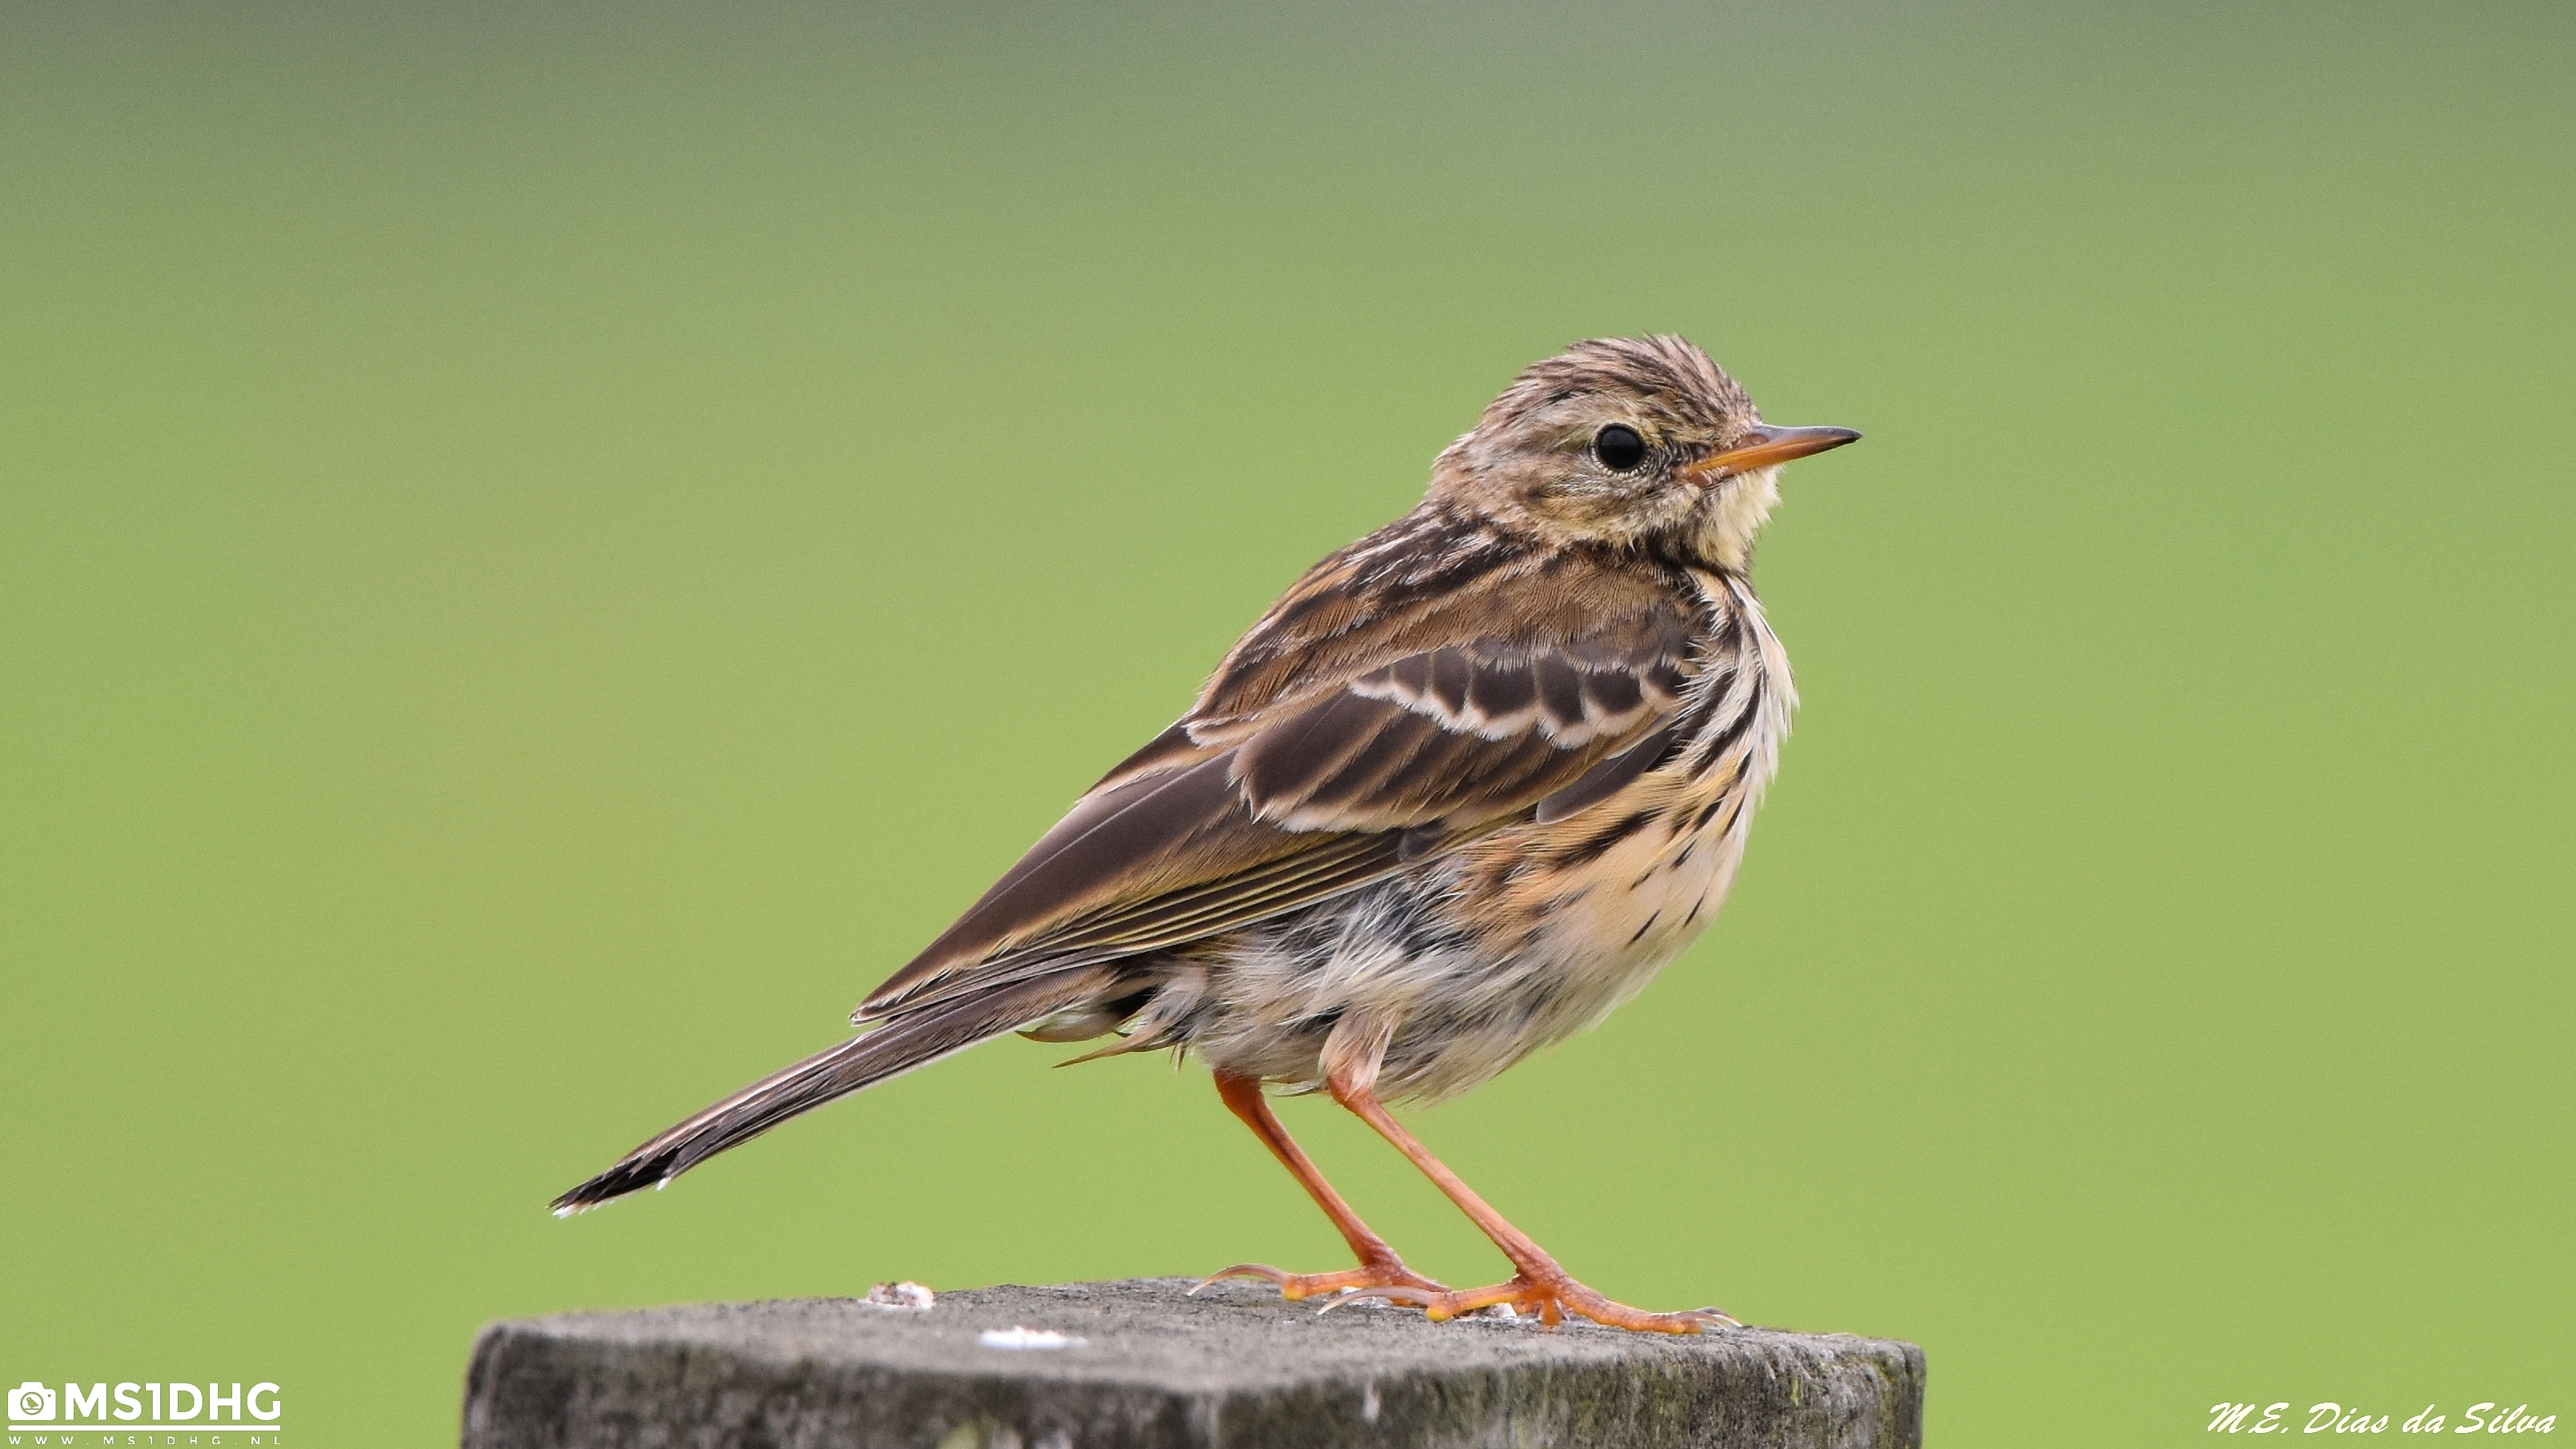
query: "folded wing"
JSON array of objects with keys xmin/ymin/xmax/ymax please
[{"xmin": 857, "ymin": 530, "xmax": 1710, "ymax": 1022}]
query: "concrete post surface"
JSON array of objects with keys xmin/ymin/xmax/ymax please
[{"xmin": 463, "ymin": 1278, "xmax": 1925, "ymax": 1449}]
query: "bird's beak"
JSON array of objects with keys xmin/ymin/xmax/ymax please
[{"xmin": 1683, "ymin": 423, "xmax": 1862, "ymax": 483}]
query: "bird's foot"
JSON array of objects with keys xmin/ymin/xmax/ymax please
[
  {"xmin": 1324, "ymin": 1268, "xmax": 1736, "ymax": 1335},
  {"xmin": 1192, "ymin": 1256, "xmax": 1447, "ymax": 1303}
]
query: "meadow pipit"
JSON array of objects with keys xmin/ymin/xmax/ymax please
[{"xmin": 557, "ymin": 335, "xmax": 1859, "ymax": 1334}]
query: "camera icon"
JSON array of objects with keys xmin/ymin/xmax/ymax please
[{"xmin": 8, "ymin": 1383, "xmax": 55, "ymax": 1422}]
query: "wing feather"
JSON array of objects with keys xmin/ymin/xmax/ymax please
[{"xmin": 858, "ymin": 513, "xmax": 1716, "ymax": 1022}]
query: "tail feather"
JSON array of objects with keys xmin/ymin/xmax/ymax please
[{"xmin": 552, "ymin": 969, "xmax": 1111, "ymax": 1215}]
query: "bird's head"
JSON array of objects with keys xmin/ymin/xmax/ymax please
[{"xmin": 1428, "ymin": 335, "xmax": 1858, "ymax": 571}]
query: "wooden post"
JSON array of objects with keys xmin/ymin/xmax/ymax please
[{"xmin": 463, "ymin": 1278, "xmax": 1925, "ymax": 1448}]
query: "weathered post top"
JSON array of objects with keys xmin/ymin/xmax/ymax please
[{"xmin": 463, "ymin": 1278, "xmax": 1924, "ymax": 1449}]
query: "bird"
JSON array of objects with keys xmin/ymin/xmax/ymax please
[{"xmin": 553, "ymin": 335, "xmax": 1859, "ymax": 1334}]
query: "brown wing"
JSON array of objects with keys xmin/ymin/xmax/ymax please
[{"xmin": 855, "ymin": 512, "xmax": 1707, "ymax": 1021}]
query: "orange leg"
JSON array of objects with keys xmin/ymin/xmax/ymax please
[
  {"xmin": 1193, "ymin": 1070, "xmax": 1446, "ymax": 1302},
  {"xmin": 1319, "ymin": 1069, "xmax": 1734, "ymax": 1335}
]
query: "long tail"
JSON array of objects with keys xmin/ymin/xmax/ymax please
[{"xmin": 551, "ymin": 969, "xmax": 1111, "ymax": 1215}]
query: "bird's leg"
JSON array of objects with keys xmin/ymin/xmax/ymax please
[
  {"xmin": 1193, "ymin": 1069, "xmax": 1446, "ymax": 1302},
  {"xmin": 1320, "ymin": 1069, "xmax": 1734, "ymax": 1335}
]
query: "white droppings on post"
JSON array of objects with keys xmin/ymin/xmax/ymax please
[
  {"xmin": 866, "ymin": 1281, "xmax": 935, "ymax": 1311},
  {"xmin": 978, "ymin": 1326, "xmax": 1083, "ymax": 1350}
]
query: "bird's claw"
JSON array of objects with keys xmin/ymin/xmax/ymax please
[
  {"xmin": 1192, "ymin": 1259, "xmax": 1446, "ymax": 1302},
  {"xmin": 1320, "ymin": 1273, "xmax": 1737, "ymax": 1334},
  {"xmin": 1313, "ymin": 1282, "xmax": 1439, "ymax": 1315}
]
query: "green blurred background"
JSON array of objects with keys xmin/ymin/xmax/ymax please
[{"xmin": 5, "ymin": 2, "xmax": 2569, "ymax": 1443}]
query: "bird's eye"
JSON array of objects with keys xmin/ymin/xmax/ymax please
[{"xmin": 1593, "ymin": 424, "xmax": 1647, "ymax": 472}]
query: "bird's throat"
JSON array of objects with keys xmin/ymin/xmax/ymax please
[{"xmin": 1685, "ymin": 468, "xmax": 1782, "ymax": 573}]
